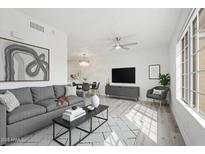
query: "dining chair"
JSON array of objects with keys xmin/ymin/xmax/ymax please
[
  {"xmin": 93, "ymin": 82, "xmax": 100, "ymax": 95},
  {"xmin": 91, "ymin": 82, "xmax": 97, "ymax": 89},
  {"xmin": 72, "ymin": 82, "xmax": 76, "ymax": 86},
  {"xmin": 82, "ymin": 82, "xmax": 90, "ymax": 97},
  {"xmin": 72, "ymin": 82, "xmax": 82, "ymax": 90}
]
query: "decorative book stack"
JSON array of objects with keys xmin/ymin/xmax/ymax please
[{"xmin": 62, "ymin": 107, "xmax": 86, "ymax": 121}]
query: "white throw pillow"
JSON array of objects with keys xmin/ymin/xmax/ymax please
[
  {"xmin": 152, "ymin": 89, "xmax": 164, "ymax": 95},
  {"xmin": 0, "ymin": 90, "xmax": 20, "ymax": 112},
  {"xmin": 65, "ymin": 86, "xmax": 77, "ymax": 96}
]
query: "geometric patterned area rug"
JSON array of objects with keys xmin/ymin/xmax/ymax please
[
  {"xmin": 6, "ymin": 96, "xmax": 160, "ymax": 146},
  {"xmin": 7, "ymin": 113, "xmax": 143, "ymax": 146}
]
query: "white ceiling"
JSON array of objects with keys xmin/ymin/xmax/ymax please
[{"xmin": 17, "ymin": 8, "xmax": 182, "ymax": 60}]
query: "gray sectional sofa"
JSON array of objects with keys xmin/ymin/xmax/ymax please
[{"xmin": 0, "ymin": 85, "xmax": 85, "ymax": 145}]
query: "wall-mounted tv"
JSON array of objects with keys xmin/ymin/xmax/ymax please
[{"xmin": 112, "ymin": 67, "xmax": 135, "ymax": 83}]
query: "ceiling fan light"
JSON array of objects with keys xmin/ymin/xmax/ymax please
[
  {"xmin": 115, "ymin": 44, "xmax": 121, "ymax": 49},
  {"xmin": 79, "ymin": 60, "xmax": 90, "ymax": 66},
  {"xmin": 79, "ymin": 53, "xmax": 90, "ymax": 66}
]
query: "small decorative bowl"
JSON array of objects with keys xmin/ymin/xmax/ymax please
[
  {"xmin": 72, "ymin": 106, "xmax": 77, "ymax": 110},
  {"xmin": 87, "ymin": 105, "xmax": 94, "ymax": 111}
]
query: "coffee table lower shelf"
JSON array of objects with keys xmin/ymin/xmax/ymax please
[{"xmin": 53, "ymin": 108, "xmax": 108, "ymax": 146}]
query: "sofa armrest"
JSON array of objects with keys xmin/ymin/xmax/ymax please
[
  {"xmin": 146, "ymin": 88, "xmax": 153, "ymax": 97},
  {"xmin": 0, "ymin": 103, "xmax": 7, "ymax": 145}
]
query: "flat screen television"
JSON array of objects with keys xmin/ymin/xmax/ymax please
[{"xmin": 112, "ymin": 67, "xmax": 135, "ymax": 83}]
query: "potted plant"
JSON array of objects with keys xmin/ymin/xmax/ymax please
[{"xmin": 159, "ymin": 73, "xmax": 170, "ymax": 86}]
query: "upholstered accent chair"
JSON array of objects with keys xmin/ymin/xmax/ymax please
[{"xmin": 146, "ymin": 86, "xmax": 169, "ymax": 107}]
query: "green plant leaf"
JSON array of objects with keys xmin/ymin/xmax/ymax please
[{"xmin": 159, "ymin": 73, "xmax": 170, "ymax": 86}]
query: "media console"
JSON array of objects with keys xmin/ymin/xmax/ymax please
[{"xmin": 105, "ymin": 85, "xmax": 140, "ymax": 101}]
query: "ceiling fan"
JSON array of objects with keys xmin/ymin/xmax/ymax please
[{"xmin": 112, "ymin": 36, "xmax": 138, "ymax": 50}]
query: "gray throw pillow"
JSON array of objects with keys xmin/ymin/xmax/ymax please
[
  {"xmin": 10, "ymin": 87, "xmax": 33, "ymax": 105},
  {"xmin": 152, "ymin": 89, "xmax": 165, "ymax": 95},
  {"xmin": 53, "ymin": 85, "xmax": 66, "ymax": 98},
  {"xmin": 31, "ymin": 86, "xmax": 55, "ymax": 103}
]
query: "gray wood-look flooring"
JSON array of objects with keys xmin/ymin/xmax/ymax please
[
  {"xmin": 92, "ymin": 96, "xmax": 185, "ymax": 146},
  {"xmin": 7, "ymin": 96, "xmax": 185, "ymax": 146}
]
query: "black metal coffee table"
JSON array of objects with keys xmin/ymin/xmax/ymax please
[{"xmin": 52, "ymin": 104, "xmax": 109, "ymax": 146}]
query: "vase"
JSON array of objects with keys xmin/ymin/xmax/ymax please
[{"xmin": 91, "ymin": 94, "xmax": 100, "ymax": 108}]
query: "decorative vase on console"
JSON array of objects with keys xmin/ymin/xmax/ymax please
[{"xmin": 91, "ymin": 94, "xmax": 100, "ymax": 108}]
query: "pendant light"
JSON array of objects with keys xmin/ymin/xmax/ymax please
[{"xmin": 79, "ymin": 54, "xmax": 90, "ymax": 66}]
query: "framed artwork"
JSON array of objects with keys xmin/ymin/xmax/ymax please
[
  {"xmin": 149, "ymin": 64, "xmax": 160, "ymax": 79},
  {"xmin": 0, "ymin": 37, "xmax": 50, "ymax": 82}
]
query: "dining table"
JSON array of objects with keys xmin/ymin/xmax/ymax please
[{"xmin": 75, "ymin": 82, "xmax": 95, "ymax": 90}]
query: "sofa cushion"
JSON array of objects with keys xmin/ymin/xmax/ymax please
[
  {"xmin": 7, "ymin": 104, "xmax": 46, "ymax": 124},
  {"xmin": 31, "ymin": 86, "xmax": 55, "ymax": 103},
  {"xmin": 9, "ymin": 87, "xmax": 33, "ymax": 105},
  {"xmin": 36, "ymin": 98, "xmax": 68, "ymax": 112},
  {"xmin": 67, "ymin": 95, "xmax": 84, "ymax": 105},
  {"xmin": 53, "ymin": 85, "xmax": 65, "ymax": 98},
  {"xmin": 147, "ymin": 94, "xmax": 163, "ymax": 100}
]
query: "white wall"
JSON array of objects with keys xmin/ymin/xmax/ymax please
[
  {"xmin": 69, "ymin": 47, "xmax": 170, "ymax": 101},
  {"xmin": 169, "ymin": 9, "xmax": 205, "ymax": 145},
  {"xmin": 0, "ymin": 9, "xmax": 68, "ymax": 89}
]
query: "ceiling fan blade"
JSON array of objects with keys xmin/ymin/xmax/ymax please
[
  {"xmin": 97, "ymin": 37, "xmax": 114, "ymax": 41},
  {"xmin": 120, "ymin": 34, "xmax": 137, "ymax": 39},
  {"xmin": 121, "ymin": 42, "xmax": 138, "ymax": 47},
  {"xmin": 121, "ymin": 46, "xmax": 130, "ymax": 50}
]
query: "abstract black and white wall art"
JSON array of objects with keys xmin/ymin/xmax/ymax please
[{"xmin": 0, "ymin": 37, "xmax": 49, "ymax": 82}]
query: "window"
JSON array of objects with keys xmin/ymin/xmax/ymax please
[
  {"xmin": 178, "ymin": 8, "xmax": 205, "ymax": 117},
  {"xmin": 192, "ymin": 17, "xmax": 197, "ymax": 108},
  {"xmin": 181, "ymin": 32, "xmax": 189, "ymax": 104},
  {"xmin": 198, "ymin": 8, "xmax": 205, "ymax": 114}
]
